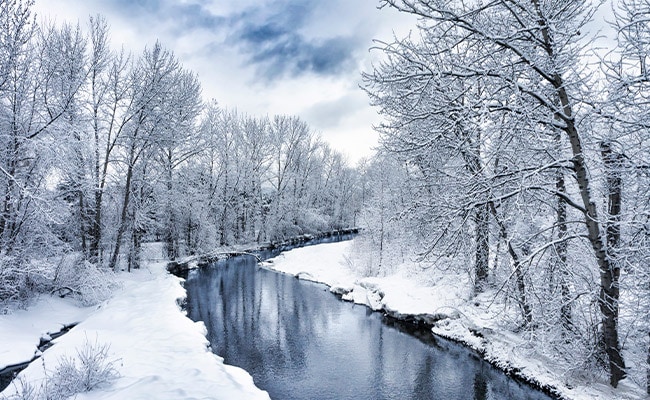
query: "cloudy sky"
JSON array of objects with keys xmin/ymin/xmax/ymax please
[{"xmin": 33, "ymin": 0, "xmax": 418, "ymax": 163}]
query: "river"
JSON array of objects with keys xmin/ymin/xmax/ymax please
[{"xmin": 184, "ymin": 240, "xmax": 555, "ymax": 400}]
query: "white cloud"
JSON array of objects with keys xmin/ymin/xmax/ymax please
[{"xmin": 32, "ymin": 0, "xmax": 417, "ymax": 163}]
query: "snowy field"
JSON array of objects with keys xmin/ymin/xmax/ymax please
[
  {"xmin": 262, "ymin": 240, "xmax": 647, "ymax": 400},
  {"xmin": 1, "ymin": 239, "xmax": 646, "ymax": 399},
  {"xmin": 1, "ymin": 244, "xmax": 269, "ymax": 400}
]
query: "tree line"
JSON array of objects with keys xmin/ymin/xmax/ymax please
[
  {"xmin": 361, "ymin": 0, "xmax": 650, "ymax": 391},
  {"xmin": 0, "ymin": 1, "xmax": 359, "ymax": 305}
]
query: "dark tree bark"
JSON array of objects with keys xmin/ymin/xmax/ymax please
[
  {"xmin": 533, "ymin": 0, "xmax": 626, "ymax": 383},
  {"xmin": 598, "ymin": 141, "xmax": 626, "ymax": 385},
  {"xmin": 490, "ymin": 202, "xmax": 533, "ymax": 327},
  {"xmin": 647, "ymin": 331, "xmax": 649, "ymax": 395},
  {"xmin": 109, "ymin": 145, "xmax": 136, "ymax": 272},
  {"xmin": 474, "ymin": 204, "xmax": 490, "ymax": 293},
  {"xmin": 553, "ymin": 133, "xmax": 573, "ymax": 334}
]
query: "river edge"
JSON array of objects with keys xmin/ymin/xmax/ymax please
[
  {"xmin": 0, "ymin": 230, "xmax": 359, "ymax": 397},
  {"xmin": 0, "ymin": 323, "xmax": 78, "ymax": 392},
  {"xmin": 3, "ymin": 234, "xmax": 643, "ymax": 399},
  {"xmin": 255, "ymin": 251, "xmax": 562, "ymax": 400},
  {"xmin": 259, "ymin": 240, "xmax": 647, "ymax": 400},
  {"xmin": 0, "ymin": 243, "xmax": 270, "ymax": 400},
  {"xmin": 176, "ymin": 235, "xmax": 565, "ymax": 399},
  {"xmin": 0, "ymin": 230, "xmax": 360, "ymax": 399}
]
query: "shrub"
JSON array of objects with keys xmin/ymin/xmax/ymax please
[
  {"xmin": 45, "ymin": 338, "xmax": 120, "ymax": 399},
  {"xmin": 52, "ymin": 255, "xmax": 119, "ymax": 306},
  {"xmin": 2, "ymin": 338, "xmax": 120, "ymax": 400}
]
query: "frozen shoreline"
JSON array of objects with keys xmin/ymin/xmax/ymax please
[{"xmin": 262, "ymin": 240, "xmax": 647, "ymax": 400}]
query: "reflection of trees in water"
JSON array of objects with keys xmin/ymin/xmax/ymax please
[
  {"xmin": 185, "ymin": 255, "xmax": 553, "ymax": 400},
  {"xmin": 188, "ymin": 256, "xmax": 319, "ymax": 379},
  {"xmin": 473, "ymin": 365, "xmax": 488, "ymax": 400}
]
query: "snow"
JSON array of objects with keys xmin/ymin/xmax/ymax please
[
  {"xmin": 262, "ymin": 240, "xmax": 649, "ymax": 400},
  {"xmin": 1, "ymin": 243, "xmax": 269, "ymax": 400},
  {"xmin": 0, "ymin": 297, "xmax": 94, "ymax": 371},
  {"xmin": 1, "ymin": 239, "xmax": 647, "ymax": 400}
]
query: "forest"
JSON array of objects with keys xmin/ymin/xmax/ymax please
[
  {"xmin": 0, "ymin": 0, "xmax": 359, "ymax": 299},
  {"xmin": 1, "ymin": 0, "xmax": 649, "ymax": 395}
]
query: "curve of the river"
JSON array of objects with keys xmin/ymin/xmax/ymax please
[{"xmin": 184, "ymin": 241, "xmax": 555, "ymax": 400}]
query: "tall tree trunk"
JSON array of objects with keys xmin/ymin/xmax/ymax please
[
  {"xmin": 0, "ymin": 180, "xmax": 12, "ymax": 249},
  {"xmin": 647, "ymin": 330, "xmax": 650, "ymax": 395},
  {"xmin": 489, "ymin": 202, "xmax": 532, "ymax": 326},
  {"xmin": 559, "ymin": 87, "xmax": 626, "ymax": 384},
  {"xmin": 91, "ymin": 187, "xmax": 102, "ymax": 263},
  {"xmin": 164, "ymin": 155, "xmax": 177, "ymax": 259},
  {"xmin": 474, "ymin": 203, "xmax": 490, "ymax": 294},
  {"xmin": 531, "ymin": 0, "xmax": 626, "ymax": 382},
  {"xmin": 219, "ymin": 176, "xmax": 228, "ymax": 246},
  {"xmin": 554, "ymin": 144, "xmax": 573, "ymax": 334},
  {"xmin": 0, "ymin": 137, "xmax": 19, "ymax": 252},
  {"xmin": 598, "ymin": 140, "xmax": 626, "ymax": 386},
  {"xmin": 646, "ymin": 330, "xmax": 649, "ymax": 395},
  {"xmin": 464, "ymin": 128, "xmax": 489, "ymax": 294},
  {"xmin": 78, "ymin": 191, "xmax": 87, "ymax": 256},
  {"xmin": 129, "ymin": 221, "xmax": 142, "ymax": 272},
  {"xmin": 90, "ymin": 118, "xmax": 102, "ymax": 263},
  {"xmin": 109, "ymin": 157, "xmax": 134, "ymax": 271}
]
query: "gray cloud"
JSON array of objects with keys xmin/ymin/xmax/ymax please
[
  {"xmin": 105, "ymin": 0, "xmax": 225, "ymax": 31},
  {"xmin": 227, "ymin": 0, "xmax": 361, "ymax": 80},
  {"xmin": 302, "ymin": 94, "xmax": 369, "ymax": 130},
  {"xmin": 102, "ymin": 0, "xmax": 361, "ymax": 80}
]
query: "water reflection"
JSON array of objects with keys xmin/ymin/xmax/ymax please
[{"xmin": 185, "ymin": 254, "xmax": 554, "ymax": 400}]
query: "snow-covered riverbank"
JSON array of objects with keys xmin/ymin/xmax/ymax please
[
  {"xmin": 1, "ymin": 244, "xmax": 269, "ymax": 400},
  {"xmin": 2, "ymin": 239, "xmax": 646, "ymax": 399},
  {"xmin": 262, "ymin": 240, "xmax": 647, "ymax": 400}
]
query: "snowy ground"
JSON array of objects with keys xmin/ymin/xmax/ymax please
[
  {"xmin": 261, "ymin": 240, "xmax": 648, "ymax": 400},
  {"xmin": 1, "ymin": 243, "xmax": 269, "ymax": 400},
  {"xmin": 0, "ymin": 297, "xmax": 94, "ymax": 373},
  {"xmin": 1, "ymin": 239, "xmax": 646, "ymax": 399}
]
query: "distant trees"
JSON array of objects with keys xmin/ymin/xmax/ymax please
[
  {"xmin": 186, "ymin": 106, "xmax": 358, "ymax": 252},
  {"xmin": 363, "ymin": 0, "xmax": 650, "ymax": 389}
]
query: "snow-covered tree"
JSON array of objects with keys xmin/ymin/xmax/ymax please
[{"xmin": 365, "ymin": 0, "xmax": 646, "ymax": 386}]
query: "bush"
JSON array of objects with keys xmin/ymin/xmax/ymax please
[
  {"xmin": 2, "ymin": 338, "xmax": 120, "ymax": 400},
  {"xmin": 52, "ymin": 255, "xmax": 119, "ymax": 306},
  {"xmin": 1, "ymin": 253, "xmax": 120, "ymax": 312},
  {"xmin": 45, "ymin": 338, "xmax": 120, "ymax": 399},
  {"xmin": 0, "ymin": 255, "xmax": 52, "ymax": 311},
  {"xmin": 2, "ymin": 377, "xmax": 38, "ymax": 400}
]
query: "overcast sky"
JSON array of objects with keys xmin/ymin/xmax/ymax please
[{"xmin": 33, "ymin": 0, "xmax": 418, "ymax": 164}]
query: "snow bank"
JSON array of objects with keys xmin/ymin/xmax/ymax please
[
  {"xmin": 262, "ymin": 239, "xmax": 647, "ymax": 400},
  {"xmin": 0, "ymin": 297, "xmax": 94, "ymax": 371},
  {"xmin": 1, "ymin": 245, "xmax": 269, "ymax": 400}
]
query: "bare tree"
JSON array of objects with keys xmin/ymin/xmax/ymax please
[
  {"xmin": 372, "ymin": 0, "xmax": 630, "ymax": 386},
  {"xmin": 109, "ymin": 42, "xmax": 186, "ymax": 271}
]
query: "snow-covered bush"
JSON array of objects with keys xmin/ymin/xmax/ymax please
[
  {"xmin": 44, "ymin": 339, "xmax": 120, "ymax": 399},
  {"xmin": 0, "ymin": 256, "xmax": 54, "ymax": 311},
  {"xmin": 0, "ymin": 256, "xmax": 24, "ymax": 309},
  {"xmin": 52, "ymin": 255, "xmax": 120, "ymax": 306},
  {"xmin": 295, "ymin": 208, "xmax": 330, "ymax": 235},
  {"xmin": 2, "ymin": 376, "xmax": 38, "ymax": 400},
  {"xmin": 3, "ymin": 338, "xmax": 119, "ymax": 400},
  {"xmin": 1, "ymin": 253, "xmax": 120, "ymax": 312}
]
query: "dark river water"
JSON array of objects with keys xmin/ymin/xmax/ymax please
[{"xmin": 184, "ymin": 241, "xmax": 555, "ymax": 400}]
